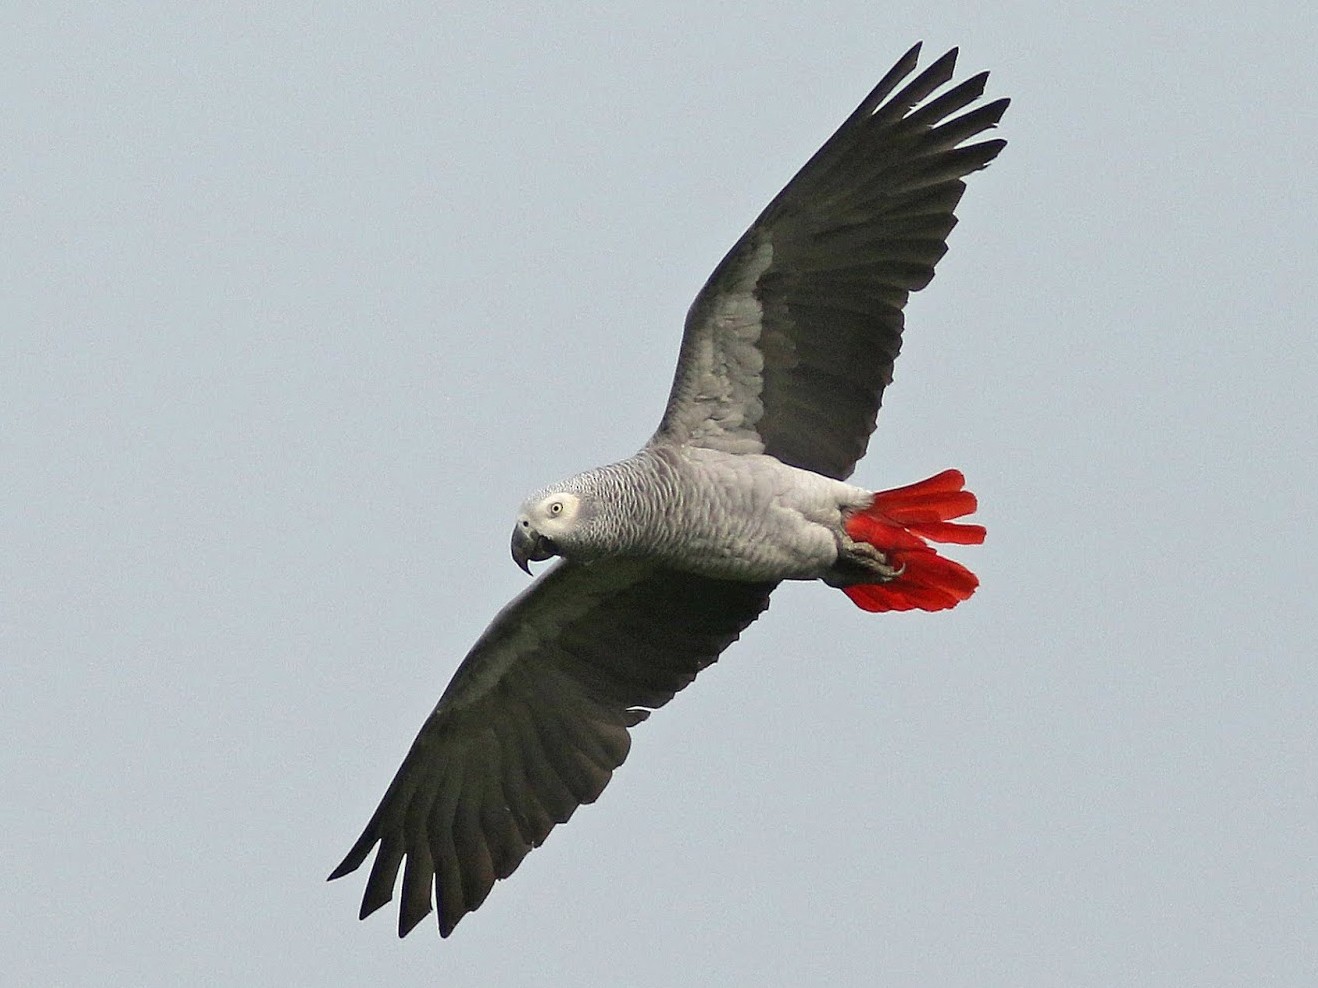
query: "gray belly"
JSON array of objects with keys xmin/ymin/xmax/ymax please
[{"xmin": 629, "ymin": 449, "xmax": 853, "ymax": 582}]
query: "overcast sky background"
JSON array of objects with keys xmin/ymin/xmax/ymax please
[{"xmin": 6, "ymin": 3, "xmax": 1317, "ymax": 985}]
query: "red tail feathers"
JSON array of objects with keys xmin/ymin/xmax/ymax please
[{"xmin": 841, "ymin": 469, "xmax": 985, "ymax": 613}]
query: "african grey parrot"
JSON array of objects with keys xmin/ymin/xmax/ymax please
[{"xmin": 330, "ymin": 42, "xmax": 1008, "ymax": 938}]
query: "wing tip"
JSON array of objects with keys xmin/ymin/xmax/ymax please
[
  {"xmin": 327, "ymin": 816, "xmax": 383, "ymax": 881},
  {"xmin": 327, "ymin": 848, "xmax": 366, "ymax": 883},
  {"xmin": 969, "ymin": 137, "xmax": 1009, "ymax": 168},
  {"xmin": 923, "ymin": 46, "xmax": 960, "ymax": 82},
  {"xmin": 398, "ymin": 902, "xmax": 434, "ymax": 938},
  {"xmin": 984, "ymin": 95, "xmax": 1011, "ymax": 119},
  {"xmin": 359, "ymin": 882, "xmax": 394, "ymax": 921},
  {"xmin": 854, "ymin": 41, "xmax": 925, "ymax": 120}
]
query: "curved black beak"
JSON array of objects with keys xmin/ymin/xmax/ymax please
[{"xmin": 510, "ymin": 524, "xmax": 557, "ymax": 574}]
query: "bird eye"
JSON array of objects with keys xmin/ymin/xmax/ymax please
[{"xmin": 549, "ymin": 501, "xmax": 563, "ymax": 516}]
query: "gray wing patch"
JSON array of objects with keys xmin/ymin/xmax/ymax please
[
  {"xmin": 659, "ymin": 237, "xmax": 773, "ymax": 455},
  {"xmin": 652, "ymin": 44, "xmax": 1008, "ymax": 479},
  {"xmin": 329, "ymin": 560, "xmax": 775, "ymax": 937}
]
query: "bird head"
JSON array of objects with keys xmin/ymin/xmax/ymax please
[{"xmin": 510, "ymin": 491, "xmax": 585, "ymax": 573}]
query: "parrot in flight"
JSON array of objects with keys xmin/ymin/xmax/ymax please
[{"xmin": 330, "ymin": 42, "xmax": 1008, "ymax": 937}]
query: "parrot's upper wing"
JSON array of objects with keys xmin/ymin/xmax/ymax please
[
  {"xmin": 329, "ymin": 559, "xmax": 775, "ymax": 937},
  {"xmin": 651, "ymin": 44, "xmax": 1008, "ymax": 480}
]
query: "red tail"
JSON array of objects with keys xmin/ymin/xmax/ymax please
[{"xmin": 841, "ymin": 469, "xmax": 985, "ymax": 613}]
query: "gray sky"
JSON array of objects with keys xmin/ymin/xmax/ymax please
[{"xmin": 5, "ymin": 3, "xmax": 1317, "ymax": 985}]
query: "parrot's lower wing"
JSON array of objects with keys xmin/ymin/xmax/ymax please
[
  {"xmin": 329, "ymin": 559, "xmax": 775, "ymax": 937},
  {"xmin": 652, "ymin": 44, "xmax": 1008, "ymax": 480}
]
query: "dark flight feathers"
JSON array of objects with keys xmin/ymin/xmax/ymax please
[{"xmin": 330, "ymin": 562, "xmax": 773, "ymax": 936}]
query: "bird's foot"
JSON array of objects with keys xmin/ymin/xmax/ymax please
[{"xmin": 828, "ymin": 538, "xmax": 904, "ymax": 586}]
